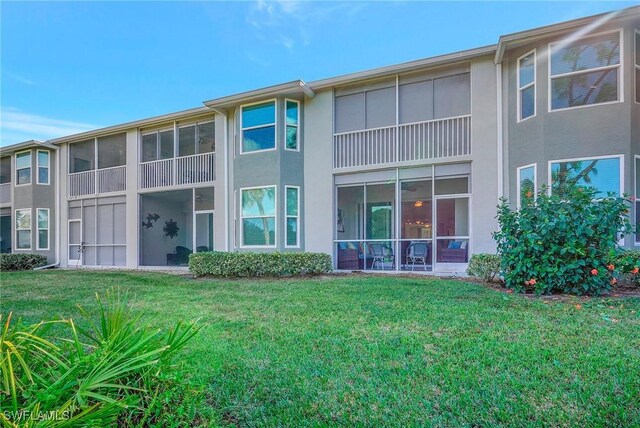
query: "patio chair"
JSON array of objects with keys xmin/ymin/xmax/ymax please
[
  {"xmin": 406, "ymin": 242, "xmax": 429, "ymax": 271},
  {"xmin": 369, "ymin": 243, "xmax": 395, "ymax": 270}
]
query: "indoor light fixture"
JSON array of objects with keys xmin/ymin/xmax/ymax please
[{"xmin": 414, "ymin": 201, "xmax": 423, "ymax": 207}]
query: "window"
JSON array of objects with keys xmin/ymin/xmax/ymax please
[
  {"xmin": 517, "ymin": 164, "xmax": 536, "ymax": 208},
  {"xmin": 241, "ymin": 101, "xmax": 276, "ymax": 153},
  {"xmin": 550, "ymin": 31, "xmax": 621, "ymax": 110},
  {"xmin": 285, "ymin": 186, "xmax": 299, "ymax": 247},
  {"xmin": 635, "ymin": 29, "xmax": 639, "ymax": 103},
  {"xmin": 241, "ymin": 186, "xmax": 276, "ymax": 246},
  {"xmin": 549, "ymin": 156, "xmax": 621, "ymax": 198},
  {"xmin": 141, "ymin": 130, "xmax": 174, "ymax": 162},
  {"xmin": 0, "ymin": 157, "xmax": 11, "ymax": 184},
  {"xmin": 285, "ymin": 100, "xmax": 299, "ymax": 151},
  {"xmin": 178, "ymin": 121, "xmax": 215, "ymax": 157},
  {"xmin": 69, "ymin": 139, "xmax": 95, "ymax": 173},
  {"xmin": 97, "ymin": 133, "xmax": 126, "ymax": 169},
  {"xmin": 15, "ymin": 151, "xmax": 31, "ymax": 185},
  {"xmin": 518, "ymin": 50, "xmax": 536, "ymax": 121},
  {"xmin": 37, "ymin": 208, "xmax": 49, "ymax": 250},
  {"xmin": 37, "ymin": 150, "xmax": 50, "ymax": 184},
  {"xmin": 15, "ymin": 209, "xmax": 31, "ymax": 250}
]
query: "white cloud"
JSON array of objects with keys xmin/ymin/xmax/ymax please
[
  {"xmin": 246, "ymin": 1, "xmax": 364, "ymax": 53},
  {"xmin": 6, "ymin": 72, "xmax": 35, "ymax": 86},
  {"xmin": 0, "ymin": 108, "xmax": 99, "ymax": 146}
]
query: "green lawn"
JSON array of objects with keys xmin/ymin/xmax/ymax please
[{"xmin": 2, "ymin": 270, "xmax": 639, "ymax": 427}]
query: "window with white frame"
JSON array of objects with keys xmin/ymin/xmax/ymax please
[
  {"xmin": 241, "ymin": 186, "xmax": 276, "ymax": 246},
  {"xmin": 550, "ymin": 31, "xmax": 621, "ymax": 110},
  {"xmin": 518, "ymin": 50, "xmax": 536, "ymax": 120},
  {"xmin": 16, "ymin": 151, "xmax": 31, "ymax": 185},
  {"xmin": 635, "ymin": 29, "xmax": 639, "ymax": 103},
  {"xmin": 285, "ymin": 186, "xmax": 299, "ymax": 247},
  {"xmin": 178, "ymin": 121, "xmax": 215, "ymax": 157},
  {"xmin": 37, "ymin": 208, "xmax": 49, "ymax": 250},
  {"xmin": 241, "ymin": 101, "xmax": 276, "ymax": 153},
  {"xmin": 141, "ymin": 129, "xmax": 174, "ymax": 163},
  {"xmin": 37, "ymin": 150, "xmax": 50, "ymax": 185},
  {"xmin": 15, "ymin": 209, "xmax": 31, "ymax": 250},
  {"xmin": 550, "ymin": 156, "xmax": 621, "ymax": 198},
  {"xmin": 285, "ymin": 100, "xmax": 299, "ymax": 150},
  {"xmin": 517, "ymin": 164, "xmax": 536, "ymax": 208}
]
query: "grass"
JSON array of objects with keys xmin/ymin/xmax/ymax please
[{"xmin": 2, "ymin": 270, "xmax": 639, "ymax": 427}]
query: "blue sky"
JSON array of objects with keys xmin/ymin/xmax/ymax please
[{"xmin": 1, "ymin": 1, "xmax": 636, "ymax": 146}]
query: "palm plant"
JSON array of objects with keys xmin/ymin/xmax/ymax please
[{"xmin": 0, "ymin": 287, "xmax": 201, "ymax": 427}]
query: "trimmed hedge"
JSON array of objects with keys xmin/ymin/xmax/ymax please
[
  {"xmin": 0, "ymin": 253, "xmax": 48, "ymax": 271},
  {"xmin": 189, "ymin": 251, "xmax": 333, "ymax": 278},
  {"xmin": 467, "ymin": 253, "xmax": 501, "ymax": 283}
]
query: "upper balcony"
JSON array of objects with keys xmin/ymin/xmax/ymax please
[
  {"xmin": 333, "ymin": 70, "xmax": 471, "ymax": 170},
  {"xmin": 68, "ymin": 133, "xmax": 127, "ymax": 198},
  {"xmin": 138, "ymin": 120, "xmax": 215, "ymax": 190}
]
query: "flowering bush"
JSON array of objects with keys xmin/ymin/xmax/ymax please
[{"xmin": 493, "ymin": 186, "xmax": 634, "ymax": 295}]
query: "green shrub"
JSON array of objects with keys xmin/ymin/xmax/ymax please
[
  {"xmin": 0, "ymin": 253, "xmax": 48, "ymax": 271},
  {"xmin": 189, "ymin": 251, "xmax": 333, "ymax": 277},
  {"xmin": 0, "ymin": 287, "xmax": 201, "ymax": 426},
  {"xmin": 493, "ymin": 186, "xmax": 633, "ymax": 295},
  {"xmin": 467, "ymin": 253, "xmax": 501, "ymax": 282},
  {"xmin": 612, "ymin": 250, "xmax": 640, "ymax": 288}
]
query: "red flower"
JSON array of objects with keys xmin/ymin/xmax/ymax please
[
  {"xmin": 610, "ymin": 278, "xmax": 618, "ymax": 285},
  {"xmin": 575, "ymin": 304, "xmax": 582, "ymax": 310},
  {"xmin": 607, "ymin": 264, "xmax": 615, "ymax": 271},
  {"xmin": 528, "ymin": 278, "xmax": 536, "ymax": 285},
  {"xmin": 526, "ymin": 191, "xmax": 533, "ymax": 198},
  {"xmin": 591, "ymin": 269, "xmax": 598, "ymax": 275},
  {"xmin": 632, "ymin": 267, "xmax": 639, "ymax": 274}
]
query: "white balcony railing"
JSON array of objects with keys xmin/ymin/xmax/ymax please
[
  {"xmin": 0, "ymin": 183, "xmax": 10, "ymax": 205},
  {"xmin": 139, "ymin": 152, "xmax": 215, "ymax": 190},
  {"xmin": 333, "ymin": 115, "xmax": 471, "ymax": 169},
  {"xmin": 68, "ymin": 165, "xmax": 126, "ymax": 198}
]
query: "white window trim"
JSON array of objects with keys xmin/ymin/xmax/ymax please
[
  {"xmin": 285, "ymin": 185, "xmax": 300, "ymax": 248},
  {"xmin": 517, "ymin": 49, "xmax": 536, "ymax": 122},
  {"xmin": 548, "ymin": 29, "xmax": 623, "ymax": 113},
  {"xmin": 140, "ymin": 127, "xmax": 174, "ymax": 163},
  {"xmin": 15, "ymin": 150, "xmax": 32, "ymax": 187},
  {"xmin": 177, "ymin": 120, "xmax": 216, "ymax": 157},
  {"xmin": 516, "ymin": 163, "xmax": 537, "ymax": 209},
  {"xmin": 239, "ymin": 185, "xmax": 277, "ymax": 248},
  {"xmin": 635, "ymin": 29, "xmax": 640, "ymax": 105},
  {"xmin": 240, "ymin": 99, "xmax": 277, "ymax": 155},
  {"xmin": 284, "ymin": 99, "xmax": 300, "ymax": 152},
  {"xmin": 37, "ymin": 208, "xmax": 50, "ymax": 251},
  {"xmin": 547, "ymin": 154, "xmax": 624, "ymax": 197},
  {"xmin": 15, "ymin": 208, "xmax": 32, "ymax": 251},
  {"xmin": 36, "ymin": 150, "xmax": 50, "ymax": 185}
]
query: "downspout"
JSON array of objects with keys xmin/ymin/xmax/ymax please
[{"xmin": 496, "ymin": 63, "xmax": 504, "ymax": 200}]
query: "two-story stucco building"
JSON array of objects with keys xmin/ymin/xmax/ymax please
[{"xmin": 1, "ymin": 6, "xmax": 638, "ymax": 272}]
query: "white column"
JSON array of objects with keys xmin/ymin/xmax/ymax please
[{"xmin": 125, "ymin": 130, "xmax": 139, "ymax": 268}]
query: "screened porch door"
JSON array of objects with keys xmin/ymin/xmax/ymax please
[
  {"xmin": 194, "ymin": 211, "xmax": 214, "ymax": 252},
  {"xmin": 68, "ymin": 219, "xmax": 82, "ymax": 266}
]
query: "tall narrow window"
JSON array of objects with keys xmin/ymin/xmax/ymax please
[
  {"xmin": 285, "ymin": 100, "xmax": 299, "ymax": 151},
  {"xmin": 15, "ymin": 209, "xmax": 31, "ymax": 250},
  {"xmin": 517, "ymin": 164, "xmax": 536, "ymax": 208},
  {"xmin": 241, "ymin": 186, "xmax": 276, "ymax": 246},
  {"xmin": 241, "ymin": 101, "xmax": 276, "ymax": 153},
  {"xmin": 0, "ymin": 157, "xmax": 11, "ymax": 184},
  {"xmin": 285, "ymin": 186, "xmax": 299, "ymax": 247},
  {"xmin": 635, "ymin": 30, "xmax": 639, "ymax": 103},
  {"xmin": 37, "ymin": 150, "xmax": 50, "ymax": 184},
  {"xmin": 550, "ymin": 31, "xmax": 621, "ymax": 110},
  {"xmin": 549, "ymin": 156, "xmax": 621, "ymax": 198},
  {"xmin": 518, "ymin": 50, "xmax": 536, "ymax": 121},
  {"xmin": 37, "ymin": 208, "xmax": 49, "ymax": 250},
  {"xmin": 16, "ymin": 151, "xmax": 31, "ymax": 185}
]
